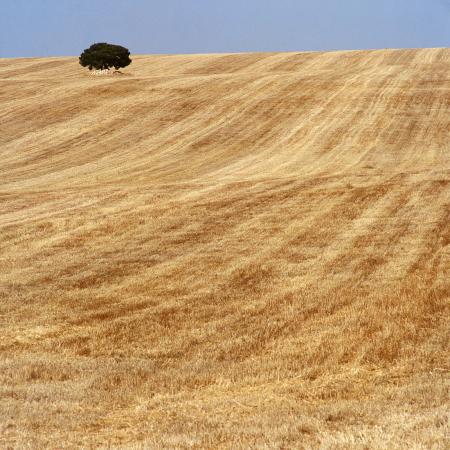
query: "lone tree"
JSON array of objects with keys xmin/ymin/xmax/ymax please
[{"xmin": 79, "ymin": 43, "xmax": 132, "ymax": 71}]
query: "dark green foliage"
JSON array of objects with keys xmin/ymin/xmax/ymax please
[{"xmin": 79, "ymin": 43, "xmax": 132, "ymax": 71}]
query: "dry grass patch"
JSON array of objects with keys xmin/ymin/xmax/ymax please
[{"xmin": 0, "ymin": 48, "xmax": 449, "ymax": 448}]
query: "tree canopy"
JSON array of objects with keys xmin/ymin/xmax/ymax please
[{"xmin": 79, "ymin": 43, "xmax": 132, "ymax": 71}]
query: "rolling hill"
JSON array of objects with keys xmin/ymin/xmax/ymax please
[{"xmin": 1, "ymin": 48, "xmax": 449, "ymax": 448}]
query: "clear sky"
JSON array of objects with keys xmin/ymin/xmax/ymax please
[{"xmin": 1, "ymin": 0, "xmax": 449, "ymax": 58}]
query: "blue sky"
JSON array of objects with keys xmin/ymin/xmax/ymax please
[{"xmin": 1, "ymin": 0, "xmax": 449, "ymax": 57}]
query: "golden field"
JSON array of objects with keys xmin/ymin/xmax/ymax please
[{"xmin": 0, "ymin": 48, "xmax": 449, "ymax": 449}]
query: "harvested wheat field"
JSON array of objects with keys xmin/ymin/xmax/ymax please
[{"xmin": 0, "ymin": 48, "xmax": 449, "ymax": 449}]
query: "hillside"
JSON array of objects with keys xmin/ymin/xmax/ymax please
[{"xmin": 0, "ymin": 48, "xmax": 449, "ymax": 448}]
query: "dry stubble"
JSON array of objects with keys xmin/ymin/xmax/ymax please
[{"xmin": 0, "ymin": 48, "xmax": 449, "ymax": 449}]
